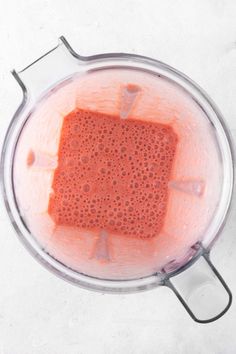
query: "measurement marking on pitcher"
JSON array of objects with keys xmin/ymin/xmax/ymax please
[
  {"xmin": 91, "ymin": 230, "xmax": 110, "ymax": 262},
  {"xmin": 168, "ymin": 180, "xmax": 205, "ymax": 197},
  {"xmin": 119, "ymin": 84, "xmax": 141, "ymax": 119},
  {"xmin": 27, "ymin": 150, "xmax": 58, "ymax": 169}
]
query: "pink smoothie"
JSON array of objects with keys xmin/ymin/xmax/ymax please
[{"xmin": 13, "ymin": 69, "xmax": 221, "ymax": 279}]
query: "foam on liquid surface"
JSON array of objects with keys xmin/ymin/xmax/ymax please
[{"xmin": 48, "ymin": 108, "xmax": 178, "ymax": 239}]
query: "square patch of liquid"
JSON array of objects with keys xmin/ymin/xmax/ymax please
[{"xmin": 48, "ymin": 109, "xmax": 178, "ymax": 239}]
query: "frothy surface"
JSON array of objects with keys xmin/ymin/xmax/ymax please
[{"xmin": 48, "ymin": 109, "xmax": 178, "ymax": 239}]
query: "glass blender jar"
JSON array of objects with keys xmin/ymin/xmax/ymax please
[{"xmin": 1, "ymin": 36, "xmax": 234, "ymax": 323}]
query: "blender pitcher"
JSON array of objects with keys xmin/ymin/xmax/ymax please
[{"xmin": 1, "ymin": 36, "xmax": 234, "ymax": 323}]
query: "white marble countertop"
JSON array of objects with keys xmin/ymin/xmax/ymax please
[{"xmin": 0, "ymin": 1, "xmax": 236, "ymax": 353}]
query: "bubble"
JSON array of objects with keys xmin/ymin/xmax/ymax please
[
  {"xmin": 83, "ymin": 184, "xmax": 90, "ymax": 192},
  {"xmin": 81, "ymin": 155, "xmax": 89, "ymax": 163}
]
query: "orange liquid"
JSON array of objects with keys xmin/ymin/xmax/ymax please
[{"xmin": 49, "ymin": 108, "xmax": 178, "ymax": 239}]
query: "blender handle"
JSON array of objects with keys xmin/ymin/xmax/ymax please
[
  {"xmin": 12, "ymin": 36, "xmax": 83, "ymax": 100},
  {"xmin": 164, "ymin": 251, "xmax": 232, "ymax": 323}
]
